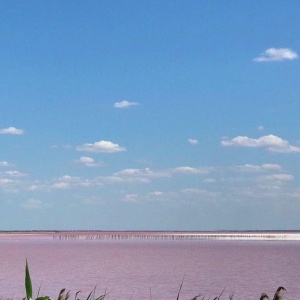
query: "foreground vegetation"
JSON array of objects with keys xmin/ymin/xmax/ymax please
[{"xmin": 20, "ymin": 260, "xmax": 285, "ymax": 300}]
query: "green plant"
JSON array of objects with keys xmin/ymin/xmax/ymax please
[
  {"xmin": 25, "ymin": 259, "xmax": 50, "ymax": 300},
  {"xmin": 23, "ymin": 260, "xmax": 286, "ymax": 300},
  {"xmin": 25, "ymin": 259, "xmax": 32, "ymax": 300},
  {"xmin": 24, "ymin": 260, "xmax": 107, "ymax": 300}
]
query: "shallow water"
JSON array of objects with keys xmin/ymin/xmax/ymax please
[{"xmin": 0, "ymin": 235, "xmax": 299, "ymax": 299}]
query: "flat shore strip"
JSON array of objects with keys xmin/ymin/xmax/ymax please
[{"xmin": 1, "ymin": 230, "xmax": 300, "ymax": 241}]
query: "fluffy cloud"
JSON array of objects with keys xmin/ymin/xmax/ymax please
[
  {"xmin": 114, "ymin": 100, "xmax": 139, "ymax": 108},
  {"xmin": 51, "ymin": 181, "xmax": 70, "ymax": 189},
  {"xmin": 0, "ymin": 127, "xmax": 24, "ymax": 135},
  {"xmin": 261, "ymin": 164, "xmax": 282, "ymax": 170},
  {"xmin": 0, "ymin": 176, "xmax": 22, "ymax": 193},
  {"xmin": 77, "ymin": 140, "xmax": 126, "ymax": 153},
  {"xmin": 203, "ymin": 178, "xmax": 216, "ymax": 183},
  {"xmin": 254, "ymin": 48, "xmax": 298, "ymax": 62},
  {"xmin": 28, "ymin": 183, "xmax": 48, "ymax": 191},
  {"xmin": 234, "ymin": 163, "xmax": 282, "ymax": 172},
  {"xmin": 149, "ymin": 191, "xmax": 163, "ymax": 196},
  {"xmin": 112, "ymin": 168, "xmax": 170, "ymax": 183},
  {"xmin": 173, "ymin": 166, "xmax": 211, "ymax": 174},
  {"xmin": 187, "ymin": 138, "xmax": 198, "ymax": 145},
  {"xmin": 0, "ymin": 161, "xmax": 9, "ymax": 167},
  {"xmin": 181, "ymin": 188, "xmax": 220, "ymax": 200},
  {"xmin": 5, "ymin": 170, "xmax": 27, "ymax": 177},
  {"xmin": 181, "ymin": 188, "xmax": 205, "ymax": 194},
  {"xmin": 288, "ymin": 189, "xmax": 300, "ymax": 200},
  {"xmin": 51, "ymin": 175, "xmax": 92, "ymax": 189},
  {"xmin": 109, "ymin": 166, "xmax": 212, "ymax": 184},
  {"xmin": 0, "ymin": 178, "xmax": 14, "ymax": 185},
  {"xmin": 76, "ymin": 156, "xmax": 102, "ymax": 167},
  {"xmin": 258, "ymin": 173, "xmax": 294, "ymax": 183},
  {"xmin": 123, "ymin": 193, "xmax": 138, "ymax": 202},
  {"xmin": 257, "ymin": 126, "xmax": 264, "ymax": 131},
  {"xmin": 221, "ymin": 134, "xmax": 300, "ymax": 153},
  {"xmin": 22, "ymin": 198, "xmax": 43, "ymax": 209}
]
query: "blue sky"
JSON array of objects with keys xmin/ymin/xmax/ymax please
[{"xmin": 1, "ymin": 1, "xmax": 300, "ymax": 230}]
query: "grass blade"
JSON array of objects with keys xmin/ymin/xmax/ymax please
[
  {"xmin": 176, "ymin": 277, "xmax": 185, "ymax": 300},
  {"xmin": 75, "ymin": 291, "xmax": 81, "ymax": 300},
  {"xmin": 86, "ymin": 287, "xmax": 96, "ymax": 300},
  {"xmin": 25, "ymin": 259, "xmax": 33, "ymax": 300},
  {"xmin": 217, "ymin": 287, "xmax": 225, "ymax": 299},
  {"xmin": 37, "ymin": 281, "xmax": 43, "ymax": 298},
  {"xmin": 190, "ymin": 295, "xmax": 201, "ymax": 300}
]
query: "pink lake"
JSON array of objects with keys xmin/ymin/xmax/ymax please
[{"xmin": 0, "ymin": 232, "xmax": 299, "ymax": 299}]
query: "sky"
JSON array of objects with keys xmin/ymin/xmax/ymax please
[{"xmin": 1, "ymin": 1, "xmax": 300, "ymax": 230}]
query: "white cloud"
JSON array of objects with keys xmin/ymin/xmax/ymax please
[
  {"xmin": 0, "ymin": 127, "xmax": 24, "ymax": 135},
  {"xmin": 173, "ymin": 166, "xmax": 211, "ymax": 174},
  {"xmin": 181, "ymin": 188, "xmax": 206, "ymax": 194},
  {"xmin": 203, "ymin": 178, "xmax": 216, "ymax": 183},
  {"xmin": 27, "ymin": 175, "xmax": 94, "ymax": 192},
  {"xmin": 28, "ymin": 183, "xmax": 48, "ymax": 191},
  {"xmin": 234, "ymin": 164, "xmax": 262, "ymax": 172},
  {"xmin": 149, "ymin": 191, "xmax": 163, "ymax": 196},
  {"xmin": 51, "ymin": 175, "xmax": 87, "ymax": 190},
  {"xmin": 259, "ymin": 173, "xmax": 294, "ymax": 183},
  {"xmin": 113, "ymin": 168, "xmax": 170, "ymax": 183},
  {"xmin": 221, "ymin": 134, "xmax": 300, "ymax": 153},
  {"xmin": 51, "ymin": 181, "xmax": 70, "ymax": 189},
  {"xmin": 230, "ymin": 184, "xmax": 283, "ymax": 200},
  {"xmin": 100, "ymin": 176, "xmax": 124, "ymax": 184},
  {"xmin": 0, "ymin": 161, "xmax": 10, "ymax": 167},
  {"xmin": 82, "ymin": 197, "xmax": 104, "ymax": 205},
  {"xmin": 5, "ymin": 170, "xmax": 27, "ymax": 177},
  {"xmin": 288, "ymin": 189, "xmax": 300, "ymax": 199},
  {"xmin": 109, "ymin": 166, "xmax": 212, "ymax": 184},
  {"xmin": 254, "ymin": 48, "xmax": 298, "ymax": 62},
  {"xmin": 77, "ymin": 140, "xmax": 126, "ymax": 153},
  {"xmin": 234, "ymin": 163, "xmax": 282, "ymax": 172},
  {"xmin": 261, "ymin": 164, "xmax": 282, "ymax": 170},
  {"xmin": 78, "ymin": 156, "xmax": 94, "ymax": 164},
  {"xmin": 188, "ymin": 138, "xmax": 198, "ymax": 145},
  {"xmin": 0, "ymin": 177, "xmax": 22, "ymax": 193},
  {"xmin": 123, "ymin": 193, "xmax": 138, "ymax": 202},
  {"xmin": 22, "ymin": 199, "xmax": 43, "ymax": 209},
  {"xmin": 181, "ymin": 188, "xmax": 219, "ymax": 200},
  {"xmin": 114, "ymin": 100, "xmax": 139, "ymax": 108},
  {"xmin": 76, "ymin": 156, "xmax": 102, "ymax": 167},
  {"xmin": 0, "ymin": 178, "xmax": 13, "ymax": 185},
  {"xmin": 257, "ymin": 125, "xmax": 264, "ymax": 131},
  {"xmin": 0, "ymin": 169, "xmax": 25, "ymax": 192},
  {"xmin": 116, "ymin": 166, "xmax": 210, "ymax": 178}
]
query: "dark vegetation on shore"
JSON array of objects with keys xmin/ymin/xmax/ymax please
[{"xmin": 1, "ymin": 230, "xmax": 300, "ymax": 233}]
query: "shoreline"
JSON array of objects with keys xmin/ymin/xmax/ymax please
[{"xmin": 1, "ymin": 230, "xmax": 300, "ymax": 241}]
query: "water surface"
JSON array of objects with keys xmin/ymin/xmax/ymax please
[{"xmin": 0, "ymin": 234, "xmax": 299, "ymax": 299}]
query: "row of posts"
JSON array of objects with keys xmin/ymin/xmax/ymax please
[{"xmin": 52, "ymin": 233, "xmax": 296, "ymax": 240}]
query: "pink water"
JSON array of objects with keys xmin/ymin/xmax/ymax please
[{"xmin": 0, "ymin": 236, "xmax": 299, "ymax": 299}]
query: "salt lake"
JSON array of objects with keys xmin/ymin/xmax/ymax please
[{"xmin": 0, "ymin": 232, "xmax": 299, "ymax": 299}]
